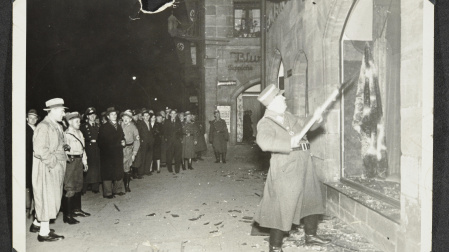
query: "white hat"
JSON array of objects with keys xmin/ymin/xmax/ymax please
[{"xmin": 43, "ymin": 98, "xmax": 68, "ymax": 111}]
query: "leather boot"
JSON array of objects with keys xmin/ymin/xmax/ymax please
[
  {"xmin": 214, "ymin": 152, "xmax": 220, "ymax": 163},
  {"xmin": 222, "ymin": 152, "xmax": 226, "ymax": 164},
  {"xmin": 72, "ymin": 192, "xmax": 90, "ymax": 217},
  {"xmin": 269, "ymin": 229, "xmax": 284, "ymax": 252},
  {"xmin": 63, "ymin": 196, "xmax": 79, "ymax": 225},
  {"xmin": 304, "ymin": 215, "xmax": 331, "ymax": 245},
  {"xmin": 188, "ymin": 159, "xmax": 194, "ymax": 170},
  {"xmin": 125, "ymin": 172, "xmax": 131, "ymax": 192}
]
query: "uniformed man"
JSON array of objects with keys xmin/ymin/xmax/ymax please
[
  {"xmin": 139, "ymin": 109, "xmax": 155, "ymax": 175},
  {"xmin": 120, "ymin": 110, "xmax": 140, "ymax": 192},
  {"xmin": 63, "ymin": 112, "xmax": 90, "ymax": 225},
  {"xmin": 30, "ymin": 98, "xmax": 67, "ymax": 241},
  {"xmin": 254, "ymin": 84, "xmax": 331, "ymax": 252},
  {"xmin": 130, "ymin": 109, "xmax": 144, "ymax": 179},
  {"xmin": 181, "ymin": 111, "xmax": 198, "ymax": 170},
  {"xmin": 209, "ymin": 110, "xmax": 229, "ymax": 163},
  {"xmin": 98, "ymin": 107, "xmax": 126, "ymax": 199},
  {"xmin": 26, "ymin": 109, "xmax": 39, "ymax": 213},
  {"xmin": 80, "ymin": 107, "xmax": 101, "ymax": 194}
]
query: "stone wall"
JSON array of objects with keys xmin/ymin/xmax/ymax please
[{"xmin": 203, "ymin": 0, "xmax": 261, "ymax": 144}]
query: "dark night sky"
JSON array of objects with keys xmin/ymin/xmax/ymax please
[{"xmin": 26, "ymin": 0, "xmax": 187, "ymax": 116}]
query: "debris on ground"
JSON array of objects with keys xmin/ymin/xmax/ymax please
[
  {"xmin": 188, "ymin": 214, "xmax": 204, "ymax": 221},
  {"xmin": 113, "ymin": 204, "xmax": 120, "ymax": 212},
  {"xmin": 171, "ymin": 214, "xmax": 180, "ymax": 218},
  {"xmin": 146, "ymin": 213, "xmax": 156, "ymax": 217}
]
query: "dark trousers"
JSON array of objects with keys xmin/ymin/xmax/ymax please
[
  {"xmin": 166, "ymin": 140, "xmax": 182, "ymax": 173},
  {"xmin": 82, "ymin": 182, "xmax": 100, "ymax": 193},
  {"xmin": 138, "ymin": 143, "xmax": 154, "ymax": 175}
]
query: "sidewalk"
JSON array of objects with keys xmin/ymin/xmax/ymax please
[{"xmin": 26, "ymin": 144, "xmax": 382, "ymax": 252}]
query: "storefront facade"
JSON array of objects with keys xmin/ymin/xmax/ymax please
[
  {"xmin": 202, "ymin": 0, "xmax": 263, "ymax": 144},
  {"xmin": 262, "ymin": 0, "xmax": 432, "ymax": 252}
]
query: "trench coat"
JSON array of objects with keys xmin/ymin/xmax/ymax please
[
  {"xmin": 32, "ymin": 116, "xmax": 67, "ymax": 222},
  {"xmin": 80, "ymin": 122, "xmax": 101, "ymax": 184},
  {"xmin": 209, "ymin": 119, "xmax": 229, "ymax": 153},
  {"xmin": 182, "ymin": 122, "xmax": 199, "ymax": 159},
  {"xmin": 194, "ymin": 121, "xmax": 207, "ymax": 153},
  {"xmin": 254, "ymin": 110, "xmax": 325, "ymax": 232},
  {"xmin": 98, "ymin": 122, "xmax": 125, "ymax": 181}
]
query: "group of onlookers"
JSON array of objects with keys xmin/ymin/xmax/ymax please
[{"xmin": 26, "ymin": 97, "xmax": 230, "ymax": 242}]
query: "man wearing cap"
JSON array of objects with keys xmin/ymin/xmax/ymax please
[
  {"xmin": 192, "ymin": 114, "xmax": 207, "ymax": 161},
  {"xmin": 26, "ymin": 109, "xmax": 39, "ymax": 214},
  {"xmin": 31, "ymin": 98, "xmax": 67, "ymax": 241},
  {"xmin": 63, "ymin": 112, "xmax": 90, "ymax": 225},
  {"xmin": 120, "ymin": 110, "xmax": 140, "ymax": 192},
  {"xmin": 164, "ymin": 109, "xmax": 183, "ymax": 174},
  {"xmin": 130, "ymin": 110, "xmax": 144, "ymax": 179},
  {"xmin": 254, "ymin": 84, "xmax": 330, "ymax": 252},
  {"xmin": 98, "ymin": 107, "xmax": 126, "ymax": 199},
  {"xmin": 80, "ymin": 107, "xmax": 101, "ymax": 194},
  {"xmin": 209, "ymin": 110, "xmax": 229, "ymax": 163}
]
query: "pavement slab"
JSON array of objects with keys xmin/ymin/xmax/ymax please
[{"xmin": 26, "ymin": 144, "xmax": 382, "ymax": 252}]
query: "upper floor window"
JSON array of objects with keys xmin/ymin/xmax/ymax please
[{"xmin": 234, "ymin": 2, "xmax": 261, "ymax": 38}]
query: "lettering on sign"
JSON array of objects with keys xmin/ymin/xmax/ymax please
[
  {"xmin": 230, "ymin": 52, "xmax": 261, "ymax": 63},
  {"xmin": 217, "ymin": 106, "xmax": 231, "ymax": 133},
  {"xmin": 228, "ymin": 65, "xmax": 253, "ymax": 71}
]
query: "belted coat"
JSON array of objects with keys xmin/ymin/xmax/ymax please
[
  {"xmin": 32, "ymin": 116, "xmax": 67, "ymax": 222},
  {"xmin": 254, "ymin": 110, "xmax": 325, "ymax": 232},
  {"xmin": 80, "ymin": 122, "xmax": 101, "ymax": 184},
  {"xmin": 209, "ymin": 119, "xmax": 229, "ymax": 153}
]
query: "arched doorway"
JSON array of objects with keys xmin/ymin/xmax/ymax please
[{"xmin": 228, "ymin": 78, "xmax": 261, "ymax": 145}]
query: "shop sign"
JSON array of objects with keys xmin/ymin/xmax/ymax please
[
  {"xmin": 217, "ymin": 106, "xmax": 231, "ymax": 133},
  {"xmin": 218, "ymin": 80, "xmax": 237, "ymax": 86}
]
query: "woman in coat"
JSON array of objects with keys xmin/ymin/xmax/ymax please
[
  {"xmin": 254, "ymin": 84, "xmax": 330, "ymax": 252},
  {"xmin": 192, "ymin": 114, "xmax": 207, "ymax": 161},
  {"xmin": 151, "ymin": 113, "xmax": 163, "ymax": 173},
  {"xmin": 181, "ymin": 112, "xmax": 198, "ymax": 170}
]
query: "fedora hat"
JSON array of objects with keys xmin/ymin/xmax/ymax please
[
  {"xmin": 105, "ymin": 107, "xmax": 118, "ymax": 115},
  {"xmin": 65, "ymin": 112, "xmax": 80, "ymax": 121},
  {"xmin": 257, "ymin": 84, "xmax": 285, "ymax": 107},
  {"xmin": 27, "ymin": 109, "xmax": 39, "ymax": 118},
  {"xmin": 43, "ymin": 98, "xmax": 68, "ymax": 111}
]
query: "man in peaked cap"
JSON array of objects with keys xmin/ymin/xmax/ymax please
[
  {"xmin": 253, "ymin": 84, "xmax": 330, "ymax": 252},
  {"xmin": 80, "ymin": 107, "xmax": 101, "ymax": 195},
  {"xmin": 120, "ymin": 110, "xmax": 140, "ymax": 192},
  {"xmin": 31, "ymin": 98, "xmax": 67, "ymax": 241},
  {"xmin": 26, "ymin": 109, "xmax": 39, "ymax": 214},
  {"xmin": 97, "ymin": 107, "xmax": 126, "ymax": 199},
  {"xmin": 63, "ymin": 112, "xmax": 90, "ymax": 225},
  {"xmin": 208, "ymin": 109, "xmax": 229, "ymax": 163}
]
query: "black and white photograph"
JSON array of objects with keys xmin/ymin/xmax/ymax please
[{"xmin": 12, "ymin": 0, "xmax": 434, "ymax": 251}]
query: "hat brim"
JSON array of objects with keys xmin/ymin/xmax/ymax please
[
  {"xmin": 27, "ymin": 113, "xmax": 39, "ymax": 117},
  {"xmin": 43, "ymin": 105, "xmax": 68, "ymax": 111},
  {"xmin": 122, "ymin": 114, "xmax": 133, "ymax": 119}
]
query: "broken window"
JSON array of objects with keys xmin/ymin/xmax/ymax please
[{"xmin": 340, "ymin": 0, "xmax": 401, "ymax": 206}]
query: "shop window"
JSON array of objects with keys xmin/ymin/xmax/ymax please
[
  {"xmin": 340, "ymin": 0, "xmax": 401, "ymax": 206},
  {"xmin": 234, "ymin": 2, "xmax": 261, "ymax": 38}
]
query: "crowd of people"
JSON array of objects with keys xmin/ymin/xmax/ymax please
[{"xmin": 26, "ymin": 98, "xmax": 229, "ymax": 242}]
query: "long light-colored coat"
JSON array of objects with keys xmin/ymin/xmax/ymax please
[
  {"xmin": 32, "ymin": 116, "xmax": 67, "ymax": 222},
  {"xmin": 254, "ymin": 110, "xmax": 324, "ymax": 231}
]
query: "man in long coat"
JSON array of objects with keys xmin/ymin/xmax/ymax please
[
  {"xmin": 192, "ymin": 114, "xmax": 207, "ymax": 161},
  {"xmin": 80, "ymin": 107, "xmax": 101, "ymax": 194},
  {"xmin": 209, "ymin": 110, "xmax": 229, "ymax": 163},
  {"xmin": 164, "ymin": 109, "xmax": 183, "ymax": 174},
  {"xmin": 98, "ymin": 107, "xmax": 126, "ymax": 199},
  {"xmin": 254, "ymin": 84, "xmax": 330, "ymax": 252},
  {"xmin": 31, "ymin": 98, "xmax": 67, "ymax": 241},
  {"xmin": 120, "ymin": 110, "xmax": 140, "ymax": 192},
  {"xmin": 138, "ymin": 110, "xmax": 155, "ymax": 176}
]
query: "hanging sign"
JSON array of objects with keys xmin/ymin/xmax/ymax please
[{"xmin": 218, "ymin": 80, "xmax": 237, "ymax": 86}]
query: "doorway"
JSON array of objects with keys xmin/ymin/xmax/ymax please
[{"xmin": 236, "ymin": 84, "xmax": 262, "ymax": 143}]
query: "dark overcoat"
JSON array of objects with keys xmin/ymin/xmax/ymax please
[
  {"xmin": 26, "ymin": 124, "xmax": 34, "ymax": 189},
  {"xmin": 182, "ymin": 122, "xmax": 199, "ymax": 159},
  {"xmin": 209, "ymin": 119, "xmax": 229, "ymax": 153},
  {"xmin": 152, "ymin": 122, "xmax": 163, "ymax": 159},
  {"xmin": 194, "ymin": 121, "xmax": 207, "ymax": 152},
  {"xmin": 97, "ymin": 122, "xmax": 125, "ymax": 181},
  {"xmin": 254, "ymin": 110, "xmax": 325, "ymax": 232},
  {"xmin": 80, "ymin": 122, "xmax": 101, "ymax": 184}
]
